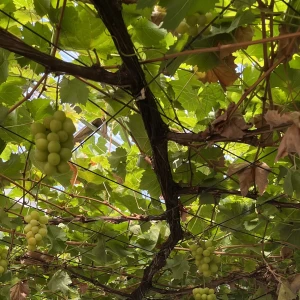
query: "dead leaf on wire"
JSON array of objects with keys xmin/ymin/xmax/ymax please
[
  {"xmin": 10, "ymin": 281, "xmax": 30, "ymax": 300},
  {"xmin": 264, "ymin": 110, "xmax": 293, "ymax": 128},
  {"xmin": 277, "ymin": 281, "xmax": 297, "ymax": 300},
  {"xmin": 227, "ymin": 162, "xmax": 271, "ymax": 196},
  {"xmin": 210, "ymin": 102, "xmax": 252, "ymax": 139},
  {"xmin": 275, "ymin": 124, "xmax": 300, "ymax": 162},
  {"xmin": 290, "ymin": 274, "xmax": 300, "ymax": 294}
]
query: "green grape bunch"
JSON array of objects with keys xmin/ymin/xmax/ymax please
[
  {"xmin": 0, "ymin": 248, "xmax": 8, "ymax": 275},
  {"xmin": 31, "ymin": 110, "xmax": 76, "ymax": 176},
  {"xmin": 192, "ymin": 287, "xmax": 216, "ymax": 300},
  {"xmin": 175, "ymin": 12, "xmax": 213, "ymax": 37},
  {"xmin": 24, "ymin": 211, "xmax": 49, "ymax": 251},
  {"xmin": 189, "ymin": 240, "xmax": 221, "ymax": 277}
]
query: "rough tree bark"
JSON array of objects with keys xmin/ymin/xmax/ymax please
[{"xmin": 90, "ymin": 1, "xmax": 183, "ymax": 299}]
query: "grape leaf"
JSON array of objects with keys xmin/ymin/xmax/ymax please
[
  {"xmin": 60, "ymin": 78, "xmax": 89, "ymax": 105},
  {"xmin": 48, "ymin": 270, "xmax": 71, "ymax": 294}
]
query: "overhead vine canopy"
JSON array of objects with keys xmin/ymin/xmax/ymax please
[{"xmin": 1, "ymin": 0, "xmax": 300, "ymax": 299}]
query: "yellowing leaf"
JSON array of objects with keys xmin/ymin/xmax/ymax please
[{"xmin": 10, "ymin": 281, "xmax": 30, "ymax": 300}]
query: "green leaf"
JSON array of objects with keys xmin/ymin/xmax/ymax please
[
  {"xmin": 139, "ymin": 168, "xmax": 161, "ymax": 200},
  {"xmin": 91, "ymin": 238, "xmax": 106, "ymax": 264},
  {"xmin": 284, "ymin": 170, "xmax": 293, "ymax": 196},
  {"xmin": 126, "ymin": 114, "xmax": 151, "ymax": 154},
  {"xmin": 292, "ymin": 170, "xmax": 300, "ymax": 198},
  {"xmin": 166, "ymin": 253, "xmax": 190, "ymax": 279},
  {"xmin": 199, "ymin": 193, "xmax": 215, "ymax": 204},
  {"xmin": 137, "ymin": 0, "xmax": 157, "ymax": 9},
  {"xmin": 48, "ymin": 270, "xmax": 71, "ymax": 294},
  {"xmin": 0, "ymin": 81, "xmax": 22, "ymax": 106},
  {"xmin": 60, "ymin": 78, "xmax": 89, "ymax": 105},
  {"xmin": 0, "ymin": 154, "xmax": 23, "ymax": 180},
  {"xmin": 33, "ymin": 0, "xmax": 50, "ymax": 17},
  {"xmin": 47, "ymin": 225, "xmax": 67, "ymax": 253},
  {"xmin": 0, "ymin": 50, "xmax": 9, "ymax": 84},
  {"xmin": 132, "ymin": 17, "xmax": 168, "ymax": 48},
  {"xmin": 26, "ymin": 98, "xmax": 54, "ymax": 122},
  {"xmin": 108, "ymin": 147, "xmax": 127, "ymax": 181}
]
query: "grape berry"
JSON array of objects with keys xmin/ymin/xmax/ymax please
[
  {"xmin": 0, "ymin": 248, "xmax": 8, "ymax": 275},
  {"xmin": 175, "ymin": 12, "xmax": 213, "ymax": 36},
  {"xmin": 190, "ymin": 240, "xmax": 221, "ymax": 277},
  {"xmin": 24, "ymin": 211, "xmax": 48, "ymax": 251},
  {"xmin": 31, "ymin": 110, "xmax": 75, "ymax": 175},
  {"xmin": 193, "ymin": 287, "xmax": 216, "ymax": 300}
]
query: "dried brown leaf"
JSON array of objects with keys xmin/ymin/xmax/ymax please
[
  {"xmin": 227, "ymin": 162, "xmax": 270, "ymax": 196},
  {"xmin": 264, "ymin": 110, "xmax": 292, "ymax": 128},
  {"xmin": 211, "ymin": 102, "xmax": 251, "ymax": 139},
  {"xmin": 10, "ymin": 281, "xmax": 30, "ymax": 300},
  {"xmin": 290, "ymin": 274, "xmax": 300, "ymax": 293},
  {"xmin": 275, "ymin": 124, "xmax": 300, "ymax": 162},
  {"xmin": 199, "ymin": 55, "xmax": 239, "ymax": 87}
]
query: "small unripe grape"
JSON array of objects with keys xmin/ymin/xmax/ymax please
[
  {"xmin": 50, "ymin": 119, "xmax": 62, "ymax": 132},
  {"xmin": 1, "ymin": 250, "xmax": 8, "ymax": 259},
  {"xmin": 53, "ymin": 111, "xmax": 66, "ymax": 122},
  {"xmin": 31, "ymin": 226, "xmax": 39, "ymax": 234},
  {"xmin": 208, "ymin": 289, "xmax": 214, "ymax": 295},
  {"xmin": 36, "ymin": 139, "xmax": 48, "ymax": 151},
  {"xmin": 0, "ymin": 266, "xmax": 5, "ymax": 274},
  {"xmin": 195, "ymin": 294, "xmax": 202, "ymax": 300},
  {"xmin": 39, "ymin": 228, "xmax": 47, "ymax": 237},
  {"xmin": 205, "ymin": 12, "xmax": 213, "ymax": 23},
  {"xmin": 192, "ymin": 288, "xmax": 198, "ymax": 296},
  {"xmin": 203, "ymin": 256, "xmax": 211, "ymax": 263},
  {"xmin": 203, "ymin": 288, "xmax": 209, "ymax": 294},
  {"xmin": 44, "ymin": 162, "xmax": 57, "ymax": 175},
  {"xmin": 28, "ymin": 245, "xmax": 36, "ymax": 251},
  {"xmin": 190, "ymin": 244, "xmax": 198, "ymax": 251},
  {"xmin": 26, "ymin": 231, "xmax": 34, "ymax": 239},
  {"xmin": 198, "ymin": 265, "xmax": 203, "ymax": 272},
  {"xmin": 63, "ymin": 118, "xmax": 76, "ymax": 134},
  {"xmin": 47, "ymin": 132, "xmax": 59, "ymax": 142},
  {"xmin": 43, "ymin": 116, "xmax": 53, "ymax": 129},
  {"xmin": 210, "ymin": 263, "xmax": 218, "ymax": 273},
  {"xmin": 203, "ymin": 250, "xmax": 210, "ymax": 257},
  {"xmin": 175, "ymin": 22, "xmax": 189, "ymax": 34},
  {"xmin": 191, "ymin": 250, "xmax": 197, "ymax": 257},
  {"xmin": 24, "ymin": 215, "xmax": 31, "ymax": 223},
  {"xmin": 61, "ymin": 138, "xmax": 74, "ymax": 149},
  {"xmin": 48, "ymin": 153, "xmax": 61, "ymax": 166},
  {"xmin": 201, "ymin": 263, "xmax": 209, "ymax": 271},
  {"xmin": 203, "ymin": 270, "xmax": 211, "ymax": 277},
  {"xmin": 39, "ymin": 224, "xmax": 47, "ymax": 229},
  {"xmin": 48, "ymin": 141, "xmax": 61, "ymax": 153},
  {"xmin": 31, "ymin": 123, "xmax": 46, "ymax": 135},
  {"xmin": 57, "ymin": 161, "xmax": 70, "ymax": 173},
  {"xmin": 35, "ymin": 233, "xmax": 43, "ymax": 242},
  {"xmin": 196, "ymin": 247, "xmax": 203, "ymax": 254},
  {"xmin": 34, "ymin": 150, "xmax": 48, "ymax": 162},
  {"xmin": 60, "ymin": 148, "xmax": 72, "ymax": 161},
  {"xmin": 213, "ymin": 256, "xmax": 221, "ymax": 263},
  {"xmin": 57, "ymin": 130, "xmax": 68, "ymax": 142},
  {"xmin": 0, "ymin": 260, "xmax": 7, "ymax": 269},
  {"xmin": 195, "ymin": 260, "xmax": 201, "ymax": 266},
  {"xmin": 188, "ymin": 26, "xmax": 198, "ymax": 37},
  {"xmin": 205, "ymin": 240, "xmax": 213, "ymax": 248},
  {"xmin": 39, "ymin": 216, "xmax": 48, "ymax": 225},
  {"xmin": 24, "ymin": 224, "xmax": 32, "ymax": 233},
  {"xmin": 30, "ymin": 220, "xmax": 39, "ymax": 226},
  {"xmin": 195, "ymin": 254, "xmax": 202, "ymax": 261},
  {"xmin": 198, "ymin": 288, "xmax": 204, "ymax": 294},
  {"xmin": 185, "ymin": 14, "xmax": 198, "ymax": 26},
  {"xmin": 35, "ymin": 132, "xmax": 46, "ymax": 140},
  {"xmin": 28, "ymin": 237, "xmax": 37, "ymax": 246},
  {"xmin": 207, "ymin": 246, "xmax": 215, "ymax": 253},
  {"xmin": 197, "ymin": 14, "xmax": 207, "ymax": 25},
  {"xmin": 201, "ymin": 295, "xmax": 207, "ymax": 300},
  {"xmin": 207, "ymin": 295, "xmax": 215, "ymax": 300},
  {"xmin": 30, "ymin": 211, "xmax": 40, "ymax": 220}
]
